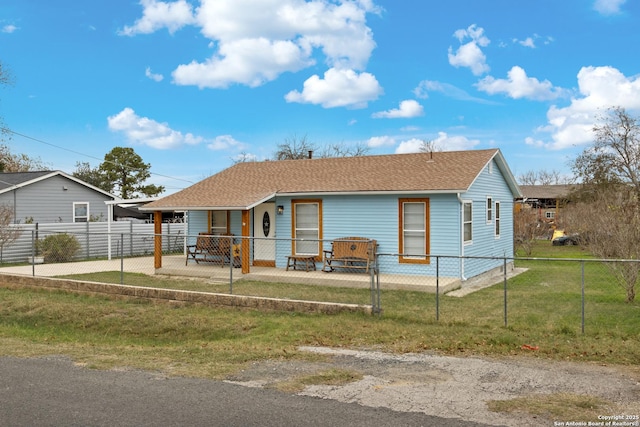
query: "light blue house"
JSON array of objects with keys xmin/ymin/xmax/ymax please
[{"xmin": 144, "ymin": 149, "xmax": 521, "ymax": 279}]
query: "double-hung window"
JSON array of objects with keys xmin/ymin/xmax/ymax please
[
  {"xmin": 463, "ymin": 201, "xmax": 473, "ymax": 244},
  {"xmin": 399, "ymin": 198, "xmax": 429, "ymax": 263},
  {"xmin": 486, "ymin": 197, "xmax": 493, "ymax": 223},
  {"xmin": 73, "ymin": 202, "xmax": 89, "ymax": 222},
  {"xmin": 292, "ymin": 200, "xmax": 322, "ymax": 257}
]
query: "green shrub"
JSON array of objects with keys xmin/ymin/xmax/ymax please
[{"xmin": 39, "ymin": 233, "xmax": 81, "ymax": 263}]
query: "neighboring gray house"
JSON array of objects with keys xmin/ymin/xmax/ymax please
[{"xmin": 0, "ymin": 171, "xmax": 118, "ymax": 224}]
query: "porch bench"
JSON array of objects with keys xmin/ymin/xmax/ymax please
[
  {"xmin": 286, "ymin": 255, "xmax": 317, "ymax": 272},
  {"xmin": 322, "ymin": 237, "xmax": 377, "ymax": 273},
  {"xmin": 186, "ymin": 233, "xmax": 235, "ymax": 267}
]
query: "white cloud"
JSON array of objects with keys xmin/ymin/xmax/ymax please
[
  {"xmin": 122, "ymin": 0, "xmax": 379, "ymax": 93},
  {"xmin": 448, "ymin": 24, "xmax": 490, "ymax": 76},
  {"xmin": 593, "ymin": 0, "xmax": 626, "ymax": 15},
  {"xmin": 119, "ymin": 0, "xmax": 195, "ymax": 36},
  {"xmin": 173, "ymin": 38, "xmax": 313, "ymax": 88},
  {"xmin": 476, "ymin": 66, "xmax": 566, "ymax": 101},
  {"xmin": 207, "ymin": 135, "xmax": 245, "ymax": 151},
  {"xmin": 395, "ymin": 138, "xmax": 424, "ymax": 154},
  {"xmin": 145, "ymin": 67, "xmax": 164, "ymax": 82},
  {"xmin": 394, "ymin": 132, "xmax": 479, "ymax": 154},
  {"xmin": 533, "ymin": 66, "xmax": 640, "ymax": 150},
  {"xmin": 372, "ymin": 100, "xmax": 424, "ymax": 119},
  {"xmin": 367, "ymin": 135, "xmax": 395, "ymax": 148},
  {"xmin": 1, "ymin": 25, "xmax": 18, "ymax": 33},
  {"xmin": 285, "ymin": 67, "xmax": 382, "ymax": 108},
  {"xmin": 518, "ymin": 37, "xmax": 535, "ymax": 48},
  {"xmin": 413, "ymin": 80, "xmax": 496, "ymax": 104},
  {"xmin": 107, "ymin": 107, "xmax": 203, "ymax": 149}
]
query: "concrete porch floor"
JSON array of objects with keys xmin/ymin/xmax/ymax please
[{"xmin": 157, "ymin": 255, "xmax": 462, "ymax": 294}]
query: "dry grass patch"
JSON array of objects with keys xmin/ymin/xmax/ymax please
[
  {"xmin": 274, "ymin": 368, "xmax": 364, "ymax": 393},
  {"xmin": 487, "ymin": 392, "xmax": 615, "ymax": 422}
]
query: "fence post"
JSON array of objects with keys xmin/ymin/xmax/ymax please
[
  {"xmin": 120, "ymin": 233, "xmax": 124, "ymax": 285},
  {"xmin": 581, "ymin": 260, "xmax": 585, "ymax": 334},
  {"xmin": 503, "ymin": 256, "xmax": 508, "ymax": 328},
  {"xmin": 31, "ymin": 229, "xmax": 35, "ymax": 277},
  {"xmin": 85, "ymin": 222, "xmax": 90, "ymax": 259},
  {"xmin": 436, "ymin": 256, "xmax": 440, "ymax": 322},
  {"xmin": 229, "ymin": 235, "xmax": 234, "ymax": 294},
  {"xmin": 371, "ymin": 253, "xmax": 381, "ymax": 316}
]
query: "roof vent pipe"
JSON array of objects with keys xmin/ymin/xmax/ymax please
[{"xmin": 308, "ymin": 150, "xmax": 313, "ymax": 159}]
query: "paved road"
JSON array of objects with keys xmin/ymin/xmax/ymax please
[{"xmin": 0, "ymin": 356, "xmax": 497, "ymax": 427}]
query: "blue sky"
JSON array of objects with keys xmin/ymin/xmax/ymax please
[{"xmin": 1, "ymin": 0, "xmax": 639, "ymax": 195}]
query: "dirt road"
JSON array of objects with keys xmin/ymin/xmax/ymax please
[{"xmin": 226, "ymin": 347, "xmax": 640, "ymax": 427}]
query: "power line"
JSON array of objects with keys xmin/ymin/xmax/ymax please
[{"xmin": 1, "ymin": 127, "xmax": 195, "ymax": 185}]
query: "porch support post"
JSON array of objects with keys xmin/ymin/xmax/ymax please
[
  {"xmin": 241, "ymin": 210, "xmax": 250, "ymax": 274},
  {"xmin": 154, "ymin": 211, "xmax": 162, "ymax": 269}
]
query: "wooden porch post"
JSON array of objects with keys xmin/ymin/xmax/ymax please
[
  {"xmin": 154, "ymin": 211, "xmax": 162, "ymax": 269},
  {"xmin": 242, "ymin": 210, "xmax": 250, "ymax": 274}
]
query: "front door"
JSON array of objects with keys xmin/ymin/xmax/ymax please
[{"xmin": 253, "ymin": 203, "xmax": 276, "ymax": 266}]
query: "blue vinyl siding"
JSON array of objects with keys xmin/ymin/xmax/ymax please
[
  {"xmin": 459, "ymin": 160, "xmax": 515, "ymax": 278},
  {"xmin": 185, "ymin": 157, "xmax": 517, "ymax": 279}
]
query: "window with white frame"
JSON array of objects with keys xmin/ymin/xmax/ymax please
[
  {"xmin": 293, "ymin": 200, "xmax": 322, "ymax": 256},
  {"xmin": 495, "ymin": 201, "xmax": 501, "ymax": 237},
  {"xmin": 545, "ymin": 211, "xmax": 555, "ymax": 219},
  {"xmin": 210, "ymin": 210, "xmax": 228, "ymax": 234},
  {"xmin": 399, "ymin": 198, "xmax": 429, "ymax": 263},
  {"xmin": 486, "ymin": 197, "xmax": 493, "ymax": 223},
  {"xmin": 463, "ymin": 201, "xmax": 472, "ymax": 244},
  {"xmin": 73, "ymin": 202, "xmax": 89, "ymax": 222}
]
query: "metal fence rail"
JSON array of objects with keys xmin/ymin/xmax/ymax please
[{"xmin": 0, "ymin": 231, "xmax": 636, "ymax": 331}]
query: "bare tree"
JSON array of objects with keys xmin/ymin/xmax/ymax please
[
  {"xmin": 318, "ymin": 142, "xmax": 370, "ymax": 158},
  {"xmin": 563, "ymin": 187, "xmax": 639, "ymax": 302},
  {"xmin": 274, "ymin": 135, "xmax": 317, "ymax": 160},
  {"xmin": 0, "ymin": 61, "xmax": 15, "ymax": 146},
  {"xmin": 573, "ymin": 106, "xmax": 640, "ymax": 197},
  {"xmin": 418, "ymin": 139, "xmax": 441, "ymax": 153},
  {"xmin": 517, "ymin": 169, "xmax": 568, "ymax": 185},
  {"xmin": 274, "ymin": 135, "xmax": 369, "ymax": 160},
  {"xmin": 0, "ymin": 204, "xmax": 21, "ymax": 264},
  {"xmin": 0, "ymin": 144, "xmax": 49, "ymax": 172},
  {"xmin": 513, "ymin": 205, "xmax": 551, "ymax": 256},
  {"xmin": 566, "ymin": 107, "xmax": 640, "ymax": 302}
]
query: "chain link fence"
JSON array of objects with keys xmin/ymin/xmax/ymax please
[{"xmin": 0, "ymin": 231, "xmax": 636, "ymax": 330}]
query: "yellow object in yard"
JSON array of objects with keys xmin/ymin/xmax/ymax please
[{"xmin": 552, "ymin": 229, "xmax": 566, "ymax": 240}]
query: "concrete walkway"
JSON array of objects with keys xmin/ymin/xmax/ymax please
[{"xmin": 0, "ymin": 257, "xmax": 156, "ymax": 277}]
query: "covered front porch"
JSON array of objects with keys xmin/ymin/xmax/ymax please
[{"xmin": 155, "ymin": 255, "xmax": 462, "ymax": 294}]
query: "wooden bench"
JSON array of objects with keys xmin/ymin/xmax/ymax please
[
  {"xmin": 186, "ymin": 233, "xmax": 235, "ymax": 267},
  {"xmin": 286, "ymin": 255, "xmax": 317, "ymax": 271},
  {"xmin": 322, "ymin": 237, "xmax": 377, "ymax": 273}
]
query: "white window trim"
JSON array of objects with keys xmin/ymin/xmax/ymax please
[
  {"xmin": 495, "ymin": 201, "xmax": 501, "ymax": 238},
  {"xmin": 545, "ymin": 211, "xmax": 555, "ymax": 219},
  {"xmin": 486, "ymin": 196, "xmax": 493, "ymax": 224},
  {"xmin": 400, "ymin": 199, "xmax": 429, "ymax": 262},
  {"xmin": 73, "ymin": 202, "xmax": 89, "ymax": 223},
  {"xmin": 293, "ymin": 200, "xmax": 321, "ymax": 257},
  {"xmin": 463, "ymin": 200, "xmax": 473, "ymax": 245}
]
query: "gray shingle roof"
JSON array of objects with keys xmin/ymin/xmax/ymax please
[{"xmin": 0, "ymin": 171, "xmax": 53, "ymax": 191}]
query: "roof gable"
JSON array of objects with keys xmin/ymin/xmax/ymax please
[
  {"xmin": 145, "ymin": 149, "xmax": 520, "ymax": 210},
  {"xmin": 0, "ymin": 170, "xmax": 118, "ymax": 199}
]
